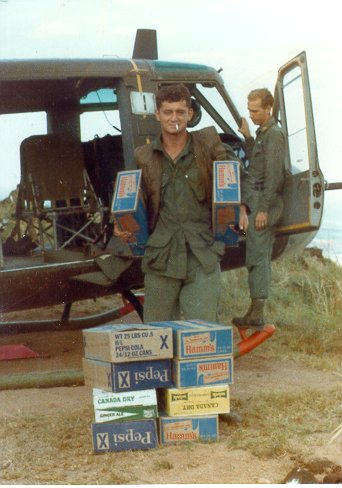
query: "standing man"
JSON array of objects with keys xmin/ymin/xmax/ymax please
[
  {"xmin": 233, "ymin": 88, "xmax": 285, "ymax": 329},
  {"xmin": 135, "ymin": 84, "xmax": 238, "ymax": 323}
]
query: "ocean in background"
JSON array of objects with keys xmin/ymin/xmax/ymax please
[{"xmin": 310, "ymin": 223, "xmax": 342, "ymax": 266}]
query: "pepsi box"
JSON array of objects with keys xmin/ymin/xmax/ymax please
[
  {"xmin": 83, "ymin": 323, "xmax": 173, "ymax": 363},
  {"xmin": 92, "ymin": 419, "xmax": 158, "ymax": 452},
  {"xmin": 83, "ymin": 357, "xmax": 173, "ymax": 392},
  {"xmin": 112, "ymin": 169, "xmax": 148, "ymax": 256},
  {"xmin": 148, "ymin": 320, "xmax": 233, "ymax": 359},
  {"xmin": 212, "ymin": 161, "xmax": 240, "ymax": 246},
  {"xmin": 172, "ymin": 355, "xmax": 233, "ymax": 388},
  {"xmin": 159, "ymin": 414, "xmax": 219, "ymax": 445}
]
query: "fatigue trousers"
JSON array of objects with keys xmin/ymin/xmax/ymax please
[
  {"xmin": 143, "ymin": 252, "xmax": 221, "ymax": 323},
  {"xmin": 245, "ymin": 191, "xmax": 283, "ymax": 300},
  {"xmin": 246, "ymin": 218, "xmax": 274, "ymax": 299}
]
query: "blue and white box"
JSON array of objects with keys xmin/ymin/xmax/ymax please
[
  {"xmin": 83, "ymin": 357, "xmax": 173, "ymax": 392},
  {"xmin": 172, "ymin": 355, "xmax": 233, "ymax": 388},
  {"xmin": 148, "ymin": 320, "xmax": 233, "ymax": 359},
  {"xmin": 158, "ymin": 414, "xmax": 219, "ymax": 444},
  {"xmin": 112, "ymin": 169, "xmax": 149, "ymax": 255},
  {"xmin": 213, "ymin": 161, "xmax": 240, "ymax": 246},
  {"xmin": 92, "ymin": 419, "xmax": 158, "ymax": 452},
  {"xmin": 213, "ymin": 161, "xmax": 240, "ymax": 204}
]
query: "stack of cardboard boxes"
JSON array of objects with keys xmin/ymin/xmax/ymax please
[
  {"xmin": 82, "ymin": 323, "xmax": 173, "ymax": 452},
  {"xmin": 212, "ymin": 160, "xmax": 241, "ymax": 247},
  {"xmin": 150, "ymin": 320, "xmax": 233, "ymax": 445},
  {"xmin": 82, "ymin": 320, "xmax": 234, "ymax": 451}
]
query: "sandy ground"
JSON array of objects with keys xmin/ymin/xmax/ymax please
[{"xmin": 0, "ymin": 303, "xmax": 341, "ymax": 485}]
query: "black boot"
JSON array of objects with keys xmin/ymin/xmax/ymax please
[{"xmin": 232, "ymin": 299, "xmax": 265, "ymax": 329}]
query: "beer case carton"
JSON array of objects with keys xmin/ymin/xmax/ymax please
[
  {"xmin": 172, "ymin": 355, "xmax": 233, "ymax": 388},
  {"xmin": 92, "ymin": 419, "xmax": 158, "ymax": 452},
  {"xmin": 159, "ymin": 384, "xmax": 230, "ymax": 416},
  {"xmin": 158, "ymin": 414, "xmax": 219, "ymax": 445},
  {"xmin": 83, "ymin": 323, "xmax": 173, "ymax": 363},
  {"xmin": 148, "ymin": 320, "xmax": 233, "ymax": 359},
  {"xmin": 112, "ymin": 169, "xmax": 148, "ymax": 256},
  {"xmin": 83, "ymin": 357, "xmax": 173, "ymax": 392},
  {"xmin": 212, "ymin": 161, "xmax": 240, "ymax": 247},
  {"xmin": 92, "ymin": 388, "xmax": 158, "ymax": 423}
]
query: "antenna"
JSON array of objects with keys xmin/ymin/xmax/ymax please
[{"xmin": 132, "ymin": 29, "xmax": 158, "ymax": 60}]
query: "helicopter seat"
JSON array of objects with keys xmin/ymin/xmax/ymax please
[{"xmin": 18, "ymin": 134, "xmax": 105, "ymax": 251}]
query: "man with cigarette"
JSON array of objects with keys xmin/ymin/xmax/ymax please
[{"xmin": 135, "ymin": 84, "xmax": 239, "ymax": 323}]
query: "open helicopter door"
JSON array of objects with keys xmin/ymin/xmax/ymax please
[{"xmin": 274, "ymin": 51, "xmax": 324, "ymax": 235}]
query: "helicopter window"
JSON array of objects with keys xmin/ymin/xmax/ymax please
[
  {"xmin": 0, "ymin": 111, "xmax": 47, "ymax": 199},
  {"xmin": 191, "ymin": 84, "xmax": 240, "ymax": 138},
  {"xmin": 80, "ymin": 88, "xmax": 118, "ymax": 111},
  {"xmin": 130, "ymin": 91, "xmax": 156, "ymax": 115},
  {"xmin": 80, "ymin": 88, "xmax": 121, "ymax": 141},
  {"xmin": 282, "ymin": 67, "xmax": 309, "ymax": 174}
]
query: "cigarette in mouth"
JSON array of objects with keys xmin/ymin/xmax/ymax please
[{"xmin": 175, "ymin": 123, "xmax": 179, "ymax": 131}]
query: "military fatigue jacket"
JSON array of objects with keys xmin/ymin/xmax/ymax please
[
  {"xmin": 135, "ymin": 127, "xmax": 237, "ymax": 279},
  {"xmin": 242, "ymin": 117, "xmax": 285, "ymax": 215}
]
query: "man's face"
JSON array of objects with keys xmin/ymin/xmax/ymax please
[
  {"xmin": 155, "ymin": 99, "xmax": 193, "ymax": 135},
  {"xmin": 247, "ymin": 98, "xmax": 271, "ymax": 127}
]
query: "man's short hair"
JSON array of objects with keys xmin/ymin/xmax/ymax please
[
  {"xmin": 156, "ymin": 84, "xmax": 191, "ymax": 109},
  {"xmin": 248, "ymin": 88, "xmax": 274, "ymax": 109}
]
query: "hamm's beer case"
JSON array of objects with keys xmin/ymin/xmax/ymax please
[
  {"xmin": 172, "ymin": 355, "xmax": 233, "ymax": 388},
  {"xmin": 159, "ymin": 414, "xmax": 219, "ymax": 445},
  {"xmin": 92, "ymin": 388, "xmax": 158, "ymax": 423},
  {"xmin": 212, "ymin": 160, "xmax": 240, "ymax": 247},
  {"xmin": 111, "ymin": 169, "xmax": 148, "ymax": 255},
  {"xmin": 83, "ymin": 323, "xmax": 173, "ymax": 363},
  {"xmin": 148, "ymin": 320, "xmax": 233, "ymax": 359},
  {"xmin": 83, "ymin": 357, "xmax": 173, "ymax": 392},
  {"xmin": 92, "ymin": 419, "xmax": 158, "ymax": 452}
]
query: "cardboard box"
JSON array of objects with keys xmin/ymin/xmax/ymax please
[
  {"xmin": 159, "ymin": 414, "xmax": 219, "ymax": 445},
  {"xmin": 148, "ymin": 320, "xmax": 233, "ymax": 359},
  {"xmin": 213, "ymin": 204, "xmax": 240, "ymax": 246},
  {"xmin": 213, "ymin": 161, "xmax": 240, "ymax": 204},
  {"xmin": 112, "ymin": 169, "xmax": 149, "ymax": 256},
  {"xmin": 83, "ymin": 323, "xmax": 173, "ymax": 363},
  {"xmin": 92, "ymin": 388, "xmax": 158, "ymax": 423},
  {"xmin": 160, "ymin": 384, "xmax": 230, "ymax": 416},
  {"xmin": 212, "ymin": 161, "xmax": 240, "ymax": 247},
  {"xmin": 172, "ymin": 355, "xmax": 233, "ymax": 388},
  {"xmin": 83, "ymin": 357, "xmax": 173, "ymax": 392},
  {"xmin": 92, "ymin": 419, "xmax": 158, "ymax": 452}
]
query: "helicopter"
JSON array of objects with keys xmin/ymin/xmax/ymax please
[{"xmin": 0, "ymin": 28, "xmax": 340, "ymax": 335}]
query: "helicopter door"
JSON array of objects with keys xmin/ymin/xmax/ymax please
[{"xmin": 274, "ymin": 51, "xmax": 324, "ymax": 235}]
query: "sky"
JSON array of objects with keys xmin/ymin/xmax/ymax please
[{"xmin": 0, "ymin": 0, "xmax": 341, "ymax": 259}]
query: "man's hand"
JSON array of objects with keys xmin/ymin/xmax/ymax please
[
  {"xmin": 255, "ymin": 211, "xmax": 268, "ymax": 230},
  {"xmin": 238, "ymin": 117, "xmax": 251, "ymax": 139},
  {"xmin": 113, "ymin": 223, "xmax": 134, "ymax": 243},
  {"xmin": 239, "ymin": 204, "xmax": 249, "ymax": 232}
]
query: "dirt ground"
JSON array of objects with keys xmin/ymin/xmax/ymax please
[{"xmin": 0, "ymin": 301, "xmax": 341, "ymax": 485}]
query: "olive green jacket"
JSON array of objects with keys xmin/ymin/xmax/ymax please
[{"xmin": 134, "ymin": 126, "xmax": 235, "ymax": 232}]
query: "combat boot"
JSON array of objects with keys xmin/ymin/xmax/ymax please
[{"xmin": 232, "ymin": 299, "xmax": 265, "ymax": 329}]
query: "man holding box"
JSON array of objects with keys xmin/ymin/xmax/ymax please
[
  {"xmin": 233, "ymin": 88, "xmax": 285, "ymax": 329},
  {"xmin": 135, "ymin": 84, "xmax": 240, "ymax": 323}
]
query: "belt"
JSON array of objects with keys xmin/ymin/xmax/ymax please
[{"xmin": 253, "ymin": 183, "xmax": 264, "ymax": 191}]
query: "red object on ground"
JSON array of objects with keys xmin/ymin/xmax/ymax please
[
  {"xmin": 0, "ymin": 344, "xmax": 40, "ymax": 361},
  {"xmin": 234, "ymin": 324, "xmax": 276, "ymax": 358}
]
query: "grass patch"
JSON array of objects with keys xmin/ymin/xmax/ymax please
[
  {"xmin": 219, "ymin": 252, "xmax": 342, "ymax": 371},
  {"xmin": 224, "ymin": 386, "xmax": 342, "ymax": 459}
]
